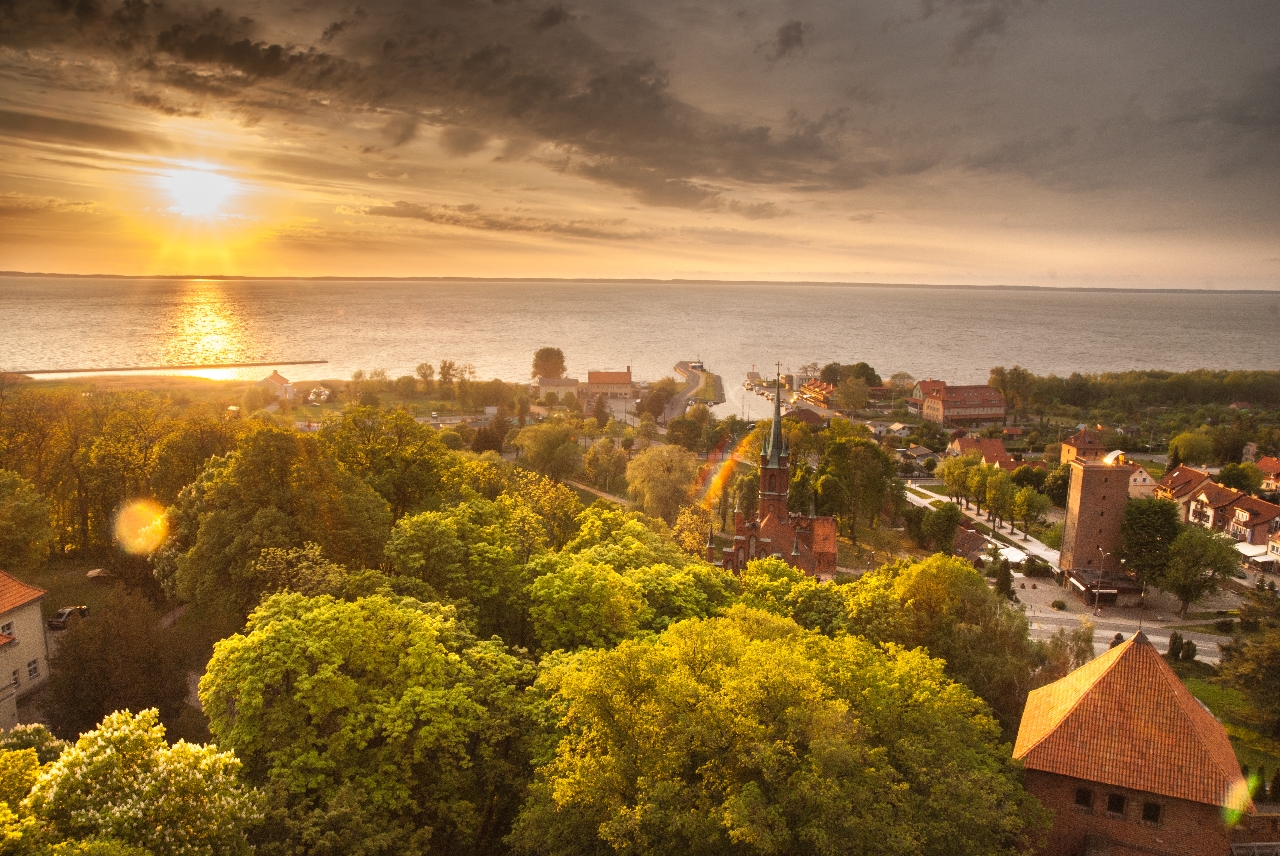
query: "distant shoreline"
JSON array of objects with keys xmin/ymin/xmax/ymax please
[{"xmin": 1, "ymin": 270, "xmax": 1277, "ymax": 295}]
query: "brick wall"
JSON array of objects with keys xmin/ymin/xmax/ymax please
[
  {"xmin": 1061, "ymin": 461, "xmax": 1131, "ymax": 572},
  {"xmin": 1026, "ymin": 769, "xmax": 1232, "ymax": 856}
]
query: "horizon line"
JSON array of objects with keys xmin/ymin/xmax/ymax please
[{"xmin": 2, "ymin": 270, "xmax": 1278, "ymax": 295}]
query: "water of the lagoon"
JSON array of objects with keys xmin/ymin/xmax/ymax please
[{"xmin": 3, "ymin": 277, "xmax": 1279, "ymax": 419}]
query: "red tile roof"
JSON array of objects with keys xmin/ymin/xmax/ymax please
[
  {"xmin": 1231, "ymin": 494, "xmax": 1280, "ymax": 525},
  {"xmin": 587, "ymin": 370, "xmax": 631, "ymax": 385},
  {"xmin": 0, "ymin": 633, "xmax": 14, "ymax": 648},
  {"xmin": 1156, "ymin": 465, "xmax": 1213, "ymax": 499},
  {"xmin": 930, "ymin": 384, "xmax": 1006, "ymax": 406},
  {"xmin": 912, "ymin": 380, "xmax": 946, "ymax": 399},
  {"xmin": 1197, "ymin": 482, "xmax": 1243, "ymax": 509},
  {"xmin": 261, "ymin": 370, "xmax": 290, "ymax": 386},
  {"xmin": 1255, "ymin": 456, "xmax": 1280, "ymax": 477},
  {"xmin": 1065, "ymin": 428, "xmax": 1107, "ymax": 451},
  {"xmin": 1014, "ymin": 633, "xmax": 1246, "ymax": 808},
  {"xmin": 952, "ymin": 437, "xmax": 1009, "ymax": 460},
  {"xmin": 0, "ymin": 570, "xmax": 46, "ymax": 616}
]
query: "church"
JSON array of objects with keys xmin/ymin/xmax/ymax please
[{"xmin": 709, "ymin": 375, "xmax": 840, "ymax": 579}]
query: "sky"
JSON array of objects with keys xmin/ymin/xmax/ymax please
[{"xmin": 0, "ymin": 0, "xmax": 1277, "ymax": 286}]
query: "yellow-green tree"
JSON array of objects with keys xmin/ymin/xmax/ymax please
[
  {"xmin": 626, "ymin": 445, "xmax": 700, "ymax": 525},
  {"xmin": 510, "ymin": 606, "xmax": 1046, "ymax": 856}
]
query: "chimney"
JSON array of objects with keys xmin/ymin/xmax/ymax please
[{"xmin": 626, "ymin": 366, "xmax": 630, "ymax": 373}]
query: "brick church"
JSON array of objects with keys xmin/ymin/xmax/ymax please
[{"xmin": 709, "ymin": 375, "xmax": 839, "ymax": 579}]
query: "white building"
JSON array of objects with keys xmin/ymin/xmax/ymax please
[{"xmin": 0, "ymin": 571, "xmax": 49, "ymax": 730}]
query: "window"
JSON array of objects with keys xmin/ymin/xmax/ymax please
[
  {"xmin": 1074, "ymin": 788, "xmax": 1094, "ymax": 809},
  {"xmin": 10, "ymin": 669, "xmax": 17, "ymax": 687},
  {"xmin": 27, "ymin": 660, "xmax": 38, "ymax": 679},
  {"xmin": 1107, "ymin": 793, "xmax": 1126, "ymax": 815},
  {"xmin": 0, "ymin": 621, "xmax": 12, "ymax": 636},
  {"xmin": 1142, "ymin": 802, "xmax": 1162, "ymax": 824}
]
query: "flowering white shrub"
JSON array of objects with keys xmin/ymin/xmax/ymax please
[{"xmin": 23, "ymin": 709, "xmax": 259, "ymax": 856}]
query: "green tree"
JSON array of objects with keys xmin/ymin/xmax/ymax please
[
  {"xmin": 922, "ymin": 502, "xmax": 964, "ymax": 554},
  {"xmin": 0, "ymin": 723, "xmax": 68, "ymax": 764},
  {"xmin": 1218, "ymin": 462, "xmax": 1264, "ymax": 495},
  {"xmin": 43, "ymin": 592, "xmax": 188, "ymax": 740},
  {"xmin": 834, "ymin": 376, "xmax": 870, "ymax": 412},
  {"xmin": 1042, "ymin": 464, "xmax": 1071, "ymax": 507},
  {"xmin": 527, "ymin": 557, "xmax": 648, "ymax": 651},
  {"xmin": 531, "ymin": 347, "xmax": 567, "ymax": 380},
  {"xmin": 1168, "ymin": 431, "xmax": 1215, "ymax": 466},
  {"xmin": 0, "ymin": 470, "xmax": 53, "ymax": 571},
  {"xmin": 582, "ymin": 439, "xmax": 627, "ymax": 494},
  {"xmin": 157, "ymin": 424, "xmax": 392, "ymax": 613},
  {"xmin": 201, "ymin": 593, "xmax": 533, "ymax": 856},
  {"xmin": 814, "ymin": 437, "xmax": 895, "ymax": 544},
  {"xmin": 1010, "ymin": 464, "xmax": 1047, "ymax": 492},
  {"xmin": 671, "ymin": 503, "xmax": 715, "ymax": 555},
  {"xmin": 986, "ymin": 470, "xmax": 1016, "ymax": 530},
  {"xmin": 664, "ymin": 416, "xmax": 702, "ymax": 451},
  {"xmin": 626, "ymin": 445, "xmax": 700, "ymax": 525},
  {"xmin": 1219, "ymin": 630, "xmax": 1280, "ymax": 735},
  {"xmin": 1011, "ymin": 487, "xmax": 1050, "ymax": 539},
  {"xmin": 510, "ymin": 606, "xmax": 1046, "ymax": 856},
  {"xmin": 966, "ymin": 465, "xmax": 992, "ymax": 518},
  {"xmin": 1119, "ymin": 498, "xmax": 1181, "ymax": 586},
  {"xmin": 25, "ymin": 709, "xmax": 256, "ymax": 856},
  {"xmin": 320, "ymin": 406, "xmax": 452, "ymax": 519},
  {"xmin": 1160, "ymin": 526, "xmax": 1240, "ymax": 615},
  {"xmin": 937, "ymin": 453, "xmax": 980, "ymax": 507},
  {"xmin": 513, "ymin": 423, "xmax": 581, "ymax": 482}
]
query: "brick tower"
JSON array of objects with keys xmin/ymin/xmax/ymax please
[
  {"xmin": 758, "ymin": 368, "xmax": 790, "ymax": 523},
  {"xmin": 1060, "ymin": 459, "xmax": 1130, "ymax": 573}
]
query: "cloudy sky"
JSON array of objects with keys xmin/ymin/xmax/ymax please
[{"xmin": 0, "ymin": 0, "xmax": 1276, "ymax": 285}]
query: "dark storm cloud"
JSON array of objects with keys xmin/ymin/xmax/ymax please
[
  {"xmin": 356, "ymin": 200, "xmax": 651, "ymax": 240},
  {"xmin": 0, "ymin": 109, "xmax": 163, "ymax": 150},
  {"xmin": 770, "ymin": 20, "xmax": 804, "ymax": 60}
]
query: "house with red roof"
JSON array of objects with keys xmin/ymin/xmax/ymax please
[
  {"xmin": 1014, "ymin": 632, "xmax": 1250, "ymax": 856},
  {"xmin": 0, "ymin": 570, "xmax": 49, "ymax": 730},
  {"xmin": 1225, "ymin": 494, "xmax": 1280, "ymax": 545},
  {"xmin": 585, "ymin": 368, "xmax": 633, "ymax": 399},
  {"xmin": 1188, "ymin": 482, "xmax": 1246, "ymax": 530},
  {"xmin": 1154, "ymin": 465, "xmax": 1216, "ymax": 522},
  {"xmin": 1255, "ymin": 456, "xmax": 1280, "ymax": 493},
  {"xmin": 906, "ymin": 379, "xmax": 947, "ymax": 417},
  {"xmin": 1062, "ymin": 428, "xmax": 1109, "ymax": 465},
  {"xmin": 257, "ymin": 370, "xmax": 296, "ymax": 401},
  {"xmin": 920, "ymin": 383, "xmax": 1007, "ymax": 427}
]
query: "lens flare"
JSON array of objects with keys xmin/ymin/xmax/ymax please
[
  {"xmin": 114, "ymin": 500, "xmax": 169, "ymax": 555},
  {"xmin": 693, "ymin": 433, "xmax": 756, "ymax": 505}
]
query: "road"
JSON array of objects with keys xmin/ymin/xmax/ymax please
[{"xmin": 663, "ymin": 361, "xmax": 723, "ymax": 423}]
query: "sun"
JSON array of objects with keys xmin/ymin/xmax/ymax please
[{"xmin": 159, "ymin": 165, "xmax": 240, "ymax": 218}]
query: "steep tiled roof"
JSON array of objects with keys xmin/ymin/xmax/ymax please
[
  {"xmin": 0, "ymin": 570, "xmax": 46, "ymax": 616},
  {"xmin": 952, "ymin": 527, "xmax": 989, "ymax": 558},
  {"xmin": 1156, "ymin": 465, "xmax": 1213, "ymax": 499},
  {"xmin": 587, "ymin": 370, "xmax": 631, "ymax": 384},
  {"xmin": 1197, "ymin": 482, "xmax": 1243, "ymax": 509},
  {"xmin": 1231, "ymin": 494, "xmax": 1280, "ymax": 524},
  {"xmin": 1014, "ymin": 633, "xmax": 1246, "ymax": 808},
  {"xmin": 261, "ymin": 370, "xmax": 290, "ymax": 386},
  {"xmin": 1255, "ymin": 456, "xmax": 1280, "ymax": 478},
  {"xmin": 952, "ymin": 437, "xmax": 1009, "ymax": 459},
  {"xmin": 1066, "ymin": 429, "xmax": 1106, "ymax": 451},
  {"xmin": 932, "ymin": 384, "xmax": 1006, "ymax": 406}
]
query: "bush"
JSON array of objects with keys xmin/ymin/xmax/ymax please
[
  {"xmin": 1051, "ymin": 599, "xmax": 1067, "ymax": 611},
  {"xmin": 1167, "ymin": 630, "xmax": 1184, "ymax": 660},
  {"xmin": 1023, "ymin": 556, "xmax": 1054, "ymax": 578},
  {"xmin": 1240, "ymin": 617, "xmax": 1260, "ymax": 632},
  {"xmin": 1180, "ymin": 639, "xmax": 1198, "ymax": 661},
  {"xmin": 1215, "ymin": 618, "xmax": 1235, "ymax": 633}
]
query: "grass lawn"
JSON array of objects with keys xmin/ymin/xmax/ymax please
[
  {"xmin": 20, "ymin": 560, "xmax": 117, "ymax": 621},
  {"xmin": 1169, "ymin": 660, "xmax": 1280, "ymax": 772}
]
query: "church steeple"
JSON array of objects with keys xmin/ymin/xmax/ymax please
[{"xmin": 758, "ymin": 363, "xmax": 790, "ymax": 523}]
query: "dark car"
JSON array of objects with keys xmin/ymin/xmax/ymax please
[{"xmin": 47, "ymin": 606, "xmax": 89, "ymax": 630}]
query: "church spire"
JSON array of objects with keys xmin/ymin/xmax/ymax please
[{"xmin": 764, "ymin": 364, "xmax": 785, "ymax": 467}]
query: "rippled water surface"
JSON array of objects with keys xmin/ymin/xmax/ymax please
[{"xmin": 3, "ymin": 278, "xmax": 1278, "ymax": 418}]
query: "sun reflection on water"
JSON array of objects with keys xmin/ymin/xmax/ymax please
[{"xmin": 160, "ymin": 281, "xmax": 250, "ymax": 378}]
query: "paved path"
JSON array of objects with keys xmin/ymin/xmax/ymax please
[
  {"xmin": 566, "ymin": 480, "xmax": 632, "ymax": 507},
  {"xmin": 904, "ymin": 481, "xmax": 1061, "ymax": 565}
]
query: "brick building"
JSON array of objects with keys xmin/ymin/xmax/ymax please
[
  {"xmin": 1015, "ymin": 632, "xmax": 1250, "ymax": 856},
  {"xmin": 919, "ymin": 383, "xmax": 1007, "ymax": 427},
  {"xmin": 0, "ymin": 570, "xmax": 50, "ymax": 730},
  {"xmin": 1155, "ymin": 465, "xmax": 1215, "ymax": 523},
  {"xmin": 1061, "ymin": 459, "xmax": 1130, "ymax": 576},
  {"xmin": 906, "ymin": 379, "xmax": 947, "ymax": 417},
  {"xmin": 711, "ymin": 375, "xmax": 839, "ymax": 579},
  {"xmin": 585, "ymin": 368, "xmax": 633, "ymax": 399}
]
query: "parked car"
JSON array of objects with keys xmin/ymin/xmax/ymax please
[{"xmin": 47, "ymin": 606, "xmax": 89, "ymax": 630}]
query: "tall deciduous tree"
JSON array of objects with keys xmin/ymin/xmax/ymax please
[
  {"xmin": 626, "ymin": 445, "xmax": 700, "ymax": 525},
  {"xmin": 531, "ymin": 347, "xmax": 567, "ymax": 380},
  {"xmin": 1161, "ymin": 526, "xmax": 1240, "ymax": 615},
  {"xmin": 1119, "ymin": 497, "xmax": 1181, "ymax": 586},
  {"xmin": 0, "ymin": 469, "xmax": 52, "ymax": 570},
  {"xmin": 201, "ymin": 593, "xmax": 534, "ymax": 856},
  {"xmin": 510, "ymin": 606, "xmax": 1046, "ymax": 856},
  {"xmin": 25, "ymin": 709, "xmax": 257, "ymax": 856},
  {"xmin": 513, "ymin": 422, "xmax": 581, "ymax": 482},
  {"xmin": 1168, "ymin": 431, "xmax": 1215, "ymax": 465},
  {"xmin": 43, "ymin": 592, "xmax": 188, "ymax": 740},
  {"xmin": 815, "ymin": 437, "xmax": 895, "ymax": 544}
]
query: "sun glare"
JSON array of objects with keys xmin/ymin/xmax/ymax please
[
  {"xmin": 114, "ymin": 499, "xmax": 169, "ymax": 555},
  {"xmin": 160, "ymin": 166, "xmax": 240, "ymax": 218}
]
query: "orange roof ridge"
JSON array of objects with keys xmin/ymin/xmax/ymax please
[
  {"xmin": 1015, "ymin": 632, "xmax": 1246, "ymax": 807},
  {"xmin": 0, "ymin": 569, "xmax": 47, "ymax": 615}
]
